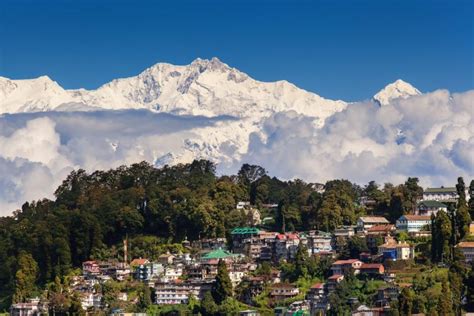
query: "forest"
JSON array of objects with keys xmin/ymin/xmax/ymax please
[{"xmin": 1, "ymin": 159, "xmax": 474, "ymax": 313}]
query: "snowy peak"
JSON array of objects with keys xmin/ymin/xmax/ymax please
[
  {"xmin": 0, "ymin": 57, "xmax": 347, "ymax": 121},
  {"xmin": 373, "ymin": 79, "xmax": 421, "ymax": 106}
]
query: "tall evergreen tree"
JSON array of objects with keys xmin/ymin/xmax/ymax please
[
  {"xmin": 213, "ymin": 260, "xmax": 233, "ymax": 304},
  {"xmin": 12, "ymin": 252, "xmax": 38, "ymax": 303},
  {"xmin": 438, "ymin": 281, "xmax": 454, "ymax": 316},
  {"xmin": 468, "ymin": 180, "xmax": 474, "ymax": 220},
  {"xmin": 398, "ymin": 287, "xmax": 414, "ymax": 316},
  {"xmin": 456, "ymin": 177, "xmax": 471, "ymax": 240}
]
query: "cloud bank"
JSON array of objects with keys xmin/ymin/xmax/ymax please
[{"xmin": 0, "ymin": 89, "xmax": 473, "ymax": 216}]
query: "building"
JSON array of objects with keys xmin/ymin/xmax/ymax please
[
  {"xmin": 456, "ymin": 242, "xmax": 474, "ymax": 263},
  {"xmin": 153, "ymin": 280, "xmax": 213, "ymax": 305},
  {"xmin": 327, "ymin": 274, "xmax": 344, "ymax": 292},
  {"xmin": 134, "ymin": 262, "xmax": 164, "ymax": 282},
  {"xmin": 231, "ymin": 227, "xmax": 260, "ymax": 252},
  {"xmin": 396, "ymin": 215, "xmax": 431, "ymax": 233},
  {"xmin": 201, "ymin": 248, "xmax": 241, "ymax": 262},
  {"xmin": 307, "ymin": 231, "xmax": 333, "ymax": 254},
  {"xmin": 82, "ymin": 261, "xmax": 100, "ymax": 277},
  {"xmin": 10, "ymin": 298, "xmax": 42, "ymax": 316},
  {"xmin": 417, "ymin": 200, "xmax": 447, "ymax": 216},
  {"xmin": 274, "ymin": 233, "xmax": 300, "ymax": 261},
  {"xmin": 422, "ymin": 187, "xmax": 469, "ymax": 203},
  {"xmin": 330, "ymin": 259, "xmax": 363, "ymax": 275},
  {"xmin": 366, "ymin": 225, "xmax": 395, "ymax": 250},
  {"xmin": 158, "ymin": 253, "xmax": 175, "ymax": 265},
  {"xmin": 359, "ymin": 263, "xmax": 385, "ymax": 276},
  {"xmin": 270, "ymin": 283, "xmax": 299, "ymax": 301},
  {"xmin": 378, "ymin": 241, "xmax": 414, "ymax": 260},
  {"xmin": 80, "ymin": 292, "xmax": 103, "ymax": 310},
  {"xmin": 357, "ymin": 217, "xmax": 389, "ymax": 233}
]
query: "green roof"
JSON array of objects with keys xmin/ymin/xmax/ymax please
[
  {"xmin": 425, "ymin": 187, "xmax": 456, "ymax": 193},
  {"xmin": 419, "ymin": 200, "xmax": 447, "ymax": 208},
  {"xmin": 231, "ymin": 227, "xmax": 260, "ymax": 235},
  {"xmin": 202, "ymin": 248, "xmax": 238, "ymax": 259}
]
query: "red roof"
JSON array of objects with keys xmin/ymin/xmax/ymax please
[
  {"xmin": 276, "ymin": 234, "xmax": 286, "ymax": 240},
  {"xmin": 367, "ymin": 224, "xmax": 394, "ymax": 232},
  {"xmin": 328, "ymin": 274, "xmax": 344, "ymax": 280},
  {"xmin": 333, "ymin": 259, "xmax": 361, "ymax": 265},
  {"xmin": 361, "ymin": 263, "xmax": 383, "ymax": 269},
  {"xmin": 130, "ymin": 258, "xmax": 149, "ymax": 265},
  {"xmin": 402, "ymin": 215, "xmax": 431, "ymax": 221},
  {"xmin": 311, "ymin": 283, "xmax": 324, "ymax": 289},
  {"xmin": 286, "ymin": 233, "xmax": 299, "ymax": 240}
]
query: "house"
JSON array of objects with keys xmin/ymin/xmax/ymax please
[
  {"xmin": 366, "ymin": 225, "xmax": 395, "ymax": 250},
  {"xmin": 192, "ymin": 237, "xmax": 227, "ymax": 250},
  {"xmin": 231, "ymin": 227, "xmax": 260, "ymax": 252},
  {"xmin": 82, "ymin": 261, "xmax": 100, "ymax": 277},
  {"xmin": 307, "ymin": 230, "xmax": 333, "ymax": 254},
  {"xmin": 10, "ymin": 298, "xmax": 42, "ymax": 316},
  {"xmin": 158, "ymin": 253, "xmax": 175, "ymax": 265},
  {"xmin": 351, "ymin": 305, "xmax": 385, "ymax": 316},
  {"xmin": 327, "ymin": 274, "xmax": 344, "ymax": 292},
  {"xmin": 396, "ymin": 215, "xmax": 431, "ymax": 233},
  {"xmin": 378, "ymin": 241, "xmax": 414, "ymax": 260},
  {"xmin": 134, "ymin": 262, "xmax": 164, "ymax": 282},
  {"xmin": 334, "ymin": 226, "xmax": 356, "ymax": 238},
  {"xmin": 423, "ymin": 187, "xmax": 460, "ymax": 203},
  {"xmin": 153, "ymin": 280, "xmax": 213, "ymax": 305},
  {"xmin": 357, "ymin": 217, "xmax": 389, "ymax": 233},
  {"xmin": 161, "ymin": 264, "xmax": 183, "ymax": 282},
  {"xmin": 130, "ymin": 258, "xmax": 150, "ymax": 267},
  {"xmin": 417, "ymin": 200, "xmax": 447, "ymax": 216},
  {"xmin": 360, "ymin": 263, "xmax": 385, "ymax": 276},
  {"xmin": 376, "ymin": 286, "xmax": 399, "ymax": 307},
  {"xmin": 274, "ymin": 233, "xmax": 300, "ymax": 261},
  {"xmin": 456, "ymin": 242, "xmax": 474, "ymax": 262},
  {"xmin": 201, "ymin": 248, "xmax": 241, "ymax": 262},
  {"xmin": 330, "ymin": 259, "xmax": 363, "ymax": 275},
  {"xmin": 307, "ymin": 283, "xmax": 329, "ymax": 314},
  {"xmin": 80, "ymin": 292, "xmax": 103, "ymax": 310},
  {"xmin": 270, "ymin": 283, "xmax": 299, "ymax": 301}
]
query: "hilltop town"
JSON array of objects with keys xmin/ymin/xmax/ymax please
[{"xmin": 2, "ymin": 161, "xmax": 474, "ymax": 316}]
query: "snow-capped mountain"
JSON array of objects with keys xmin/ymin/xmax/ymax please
[
  {"xmin": 0, "ymin": 58, "xmax": 347, "ymax": 123},
  {"xmin": 373, "ymin": 79, "xmax": 421, "ymax": 106}
]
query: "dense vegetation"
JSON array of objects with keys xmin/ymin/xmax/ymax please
[{"xmin": 0, "ymin": 160, "xmax": 472, "ymax": 313}]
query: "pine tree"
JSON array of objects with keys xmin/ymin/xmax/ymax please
[
  {"xmin": 398, "ymin": 287, "xmax": 414, "ymax": 316},
  {"xmin": 12, "ymin": 251, "xmax": 39, "ymax": 303},
  {"xmin": 456, "ymin": 177, "xmax": 471, "ymax": 240},
  {"xmin": 213, "ymin": 260, "xmax": 233, "ymax": 304},
  {"xmin": 201, "ymin": 291, "xmax": 218, "ymax": 315},
  {"xmin": 438, "ymin": 281, "xmax": 454, "ymax": 316},
  {"xmin": 468, "ymin": 180, "xmax": 474, "ymax": 220}
]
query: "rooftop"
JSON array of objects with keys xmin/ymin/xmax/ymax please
[
  {"xmin": 456, "ymin": 242, "xmax": 474, "ymax": 248},
  {"xmin": 358, "ymin": 216, "xmax": 389, "ymax": 223},
  {"xmin": 418, "ymin": 200, "xmax": 447, "ymax": 208},
  {"xmin": 202, "ymin": 248, "xmax": 239, "ymax": 260},
  {"xmin": 424, "ymin": 187, "xmax": 457, "ymax": 193},
  {"xmin": 231, "ymin": 227, "xmax": 260, "ymax": 235},
  {"xmin": 400, "ymin": 215, "xmax": 431, "ymax": 221}
]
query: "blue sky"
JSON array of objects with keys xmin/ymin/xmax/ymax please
[{"xmin": 1, "ymin": 0, "xmax": 472, "ymax": 101}]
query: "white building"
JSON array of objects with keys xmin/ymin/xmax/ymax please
[
  {"xmin": 423, "ymin": 187, "xmax": 469, "ymax": 203},
  {"xmin": 417, "ymin": 200, "xmax": 447, "ymax": 216},
  {"xmin": 357, "ymin": 217, "xmax": 389, "ymax": 232},
  {"xmin": 10, "ymin": 298, "xmax": 41, "ymax": 316},
  {"xmin": 396, "ymin": 215, "xmax": 431, "ymax": 233}
]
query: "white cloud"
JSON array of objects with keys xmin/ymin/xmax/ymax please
[{"xmin": 0, "ymin": 89, "xmax": 473, "ymax": 216}]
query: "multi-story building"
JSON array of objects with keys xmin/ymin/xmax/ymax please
[
  {"xmin": 10, "ymin": 298, "xmax": 43, "ymax": 316},
  {"xmin": 153, "ymin": 280, "xmax": 213, "ymax": 305},
  {"xmin": 396, "ymin": 215, "xmax": 431, "ymax": 233},
  {"xmin": 378, "ymin": 241, "xmax": 414, "ymax": 260},
  {"xmin": 357, "ymin": 217, "xmax": 389, "ymax": 233},
  {"xmin": 270, "ymin": 283, "xmax": 299, "ymax": 301},
  {"xmin": 417, "ymin": 200, "xmax": 447, "ymax": 216},
  {"xmin": 134, "ymin": 262, "xmax": 164, "ymax": 282},
  {"xmin": 330, "ymin": 259, "xmax": 363, "ymax": 275},
  {"xmin": 306, "ymin": 230, "xmax": 333, "ymax": 254},
  {"xmin": 456, "ymin": 242, "xmax": 474, "ymax": 263},
  {"xmin": 423, "ymin": 187, "xmax": 460, "ymax": 203}
]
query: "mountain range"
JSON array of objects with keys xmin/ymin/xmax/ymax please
[{"xmin": 0, "ymin": 57, "xmax": 420, "ymax": 118}]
